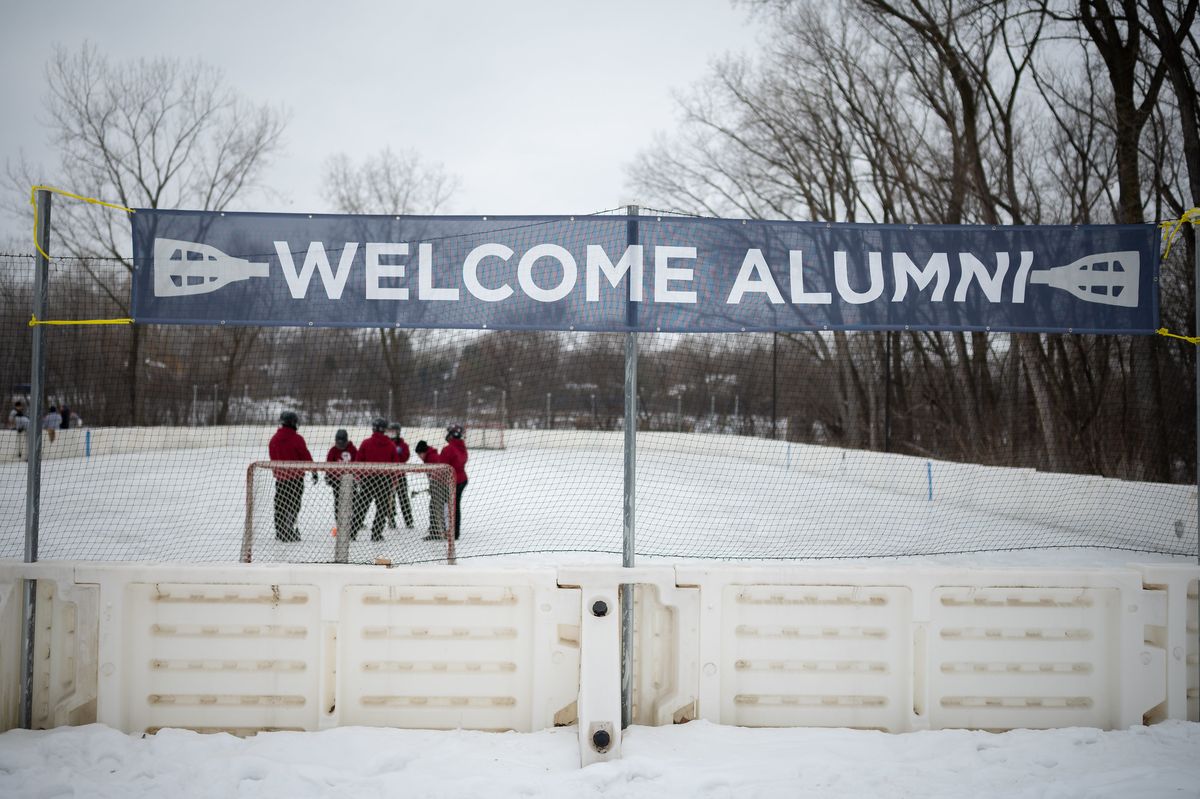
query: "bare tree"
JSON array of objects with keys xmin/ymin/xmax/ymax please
[
  {"xmin": 321, "ymin": 147, "xmax": 460, "ymax": 424},
  {"xmin": 626, "ymin": 0, "xmax": 1197, "ymax": 481},
  {"xmin": 322, "ymin": 148, "xmax": 458, "ymax": 216},
  {"xmin": 7, "ymin": 43, "xmax": 288, "ymax": 424}
]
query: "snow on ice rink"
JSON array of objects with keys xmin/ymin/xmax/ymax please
[{"xmin": 1, "ymin": 442, "xmax": 1193, "ymax": 567}]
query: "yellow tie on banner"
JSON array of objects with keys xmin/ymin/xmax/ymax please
[{"xmin": 27, "ymin": 185, "xmax": 136, "ymax": 326}]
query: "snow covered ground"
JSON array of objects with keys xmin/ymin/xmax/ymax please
[
  {"xmin": 1, "ymin": 720, "xmax": 1197, "ymax": 798},
  {"xmin": 1, "ymin": 444, "xmax": 1194, "ymax": 566}
]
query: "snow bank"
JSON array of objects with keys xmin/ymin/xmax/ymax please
[{"xmin": 0, "ymin": 720, "xmax": 1197, "ymax": 798}]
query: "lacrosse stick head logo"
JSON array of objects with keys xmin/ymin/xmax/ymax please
[
  {"xmin": 153, "ymin": 238, "xmax": 269, "ymax": 297},
  {"xmin": 1028, "ymin": 251, "xmax": 1139, "ymax": 308}
]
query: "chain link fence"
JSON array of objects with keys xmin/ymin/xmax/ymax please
[{"xmin": 1, "ymin": 252, "xmax": 1196, "ymax": 563}]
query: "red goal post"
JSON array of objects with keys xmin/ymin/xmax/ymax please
[{"xmin": 243, "ymin": 461, "xmax": 458, "ymax": 564}]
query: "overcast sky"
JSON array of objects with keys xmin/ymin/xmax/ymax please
[{"xmin": 0, "ymin": 1, "xmax": 761, "ymax": 243}]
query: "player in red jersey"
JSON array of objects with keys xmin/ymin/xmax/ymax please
[{"xmin": 268, "ymin": 410, "xmax": 314, "ymax": 542}]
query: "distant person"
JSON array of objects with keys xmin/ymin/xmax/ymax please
[
  {"xmin": 268, "ymin": 410, "xmax": 315, "ymax": 542},
  {"xmin": 7, "ymin": 400, "xmax": 29, "ymax": 433},
  {"xmin": 58, "ymin": 405, "xmax": 71, "ymax": 431},
  {"xmin": 440, "ymin": 424, "xmax": 469, "ymax": 541},
  {"xmin": 325, "ymin": 429, "xmax": 358, "ymax": 531},
  {"xmin": 68, "ymin": 410, "xmax": 82, "ymax": 429},
  {"xmin": 415, "ymin": 440, "xmax": 448, "ymax": 540},
  {"xmin": 351, "ymin": 417, "xmax": 400, "ymax": 542},
  {"xmin": 42, "ymin": 406, "xmax": 62, "ymax": 443},
  {"xmin": 386, "ymin": 422, "xmax": 414, "ymax": 529}
]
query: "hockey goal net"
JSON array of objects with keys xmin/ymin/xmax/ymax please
[
  {"xmin": 464, "ymin": 423, "xmax": 505, "ymax": 450},
  {"xmin": 243, "ymin": 461, "xmax": 458, "ymax": 564}
]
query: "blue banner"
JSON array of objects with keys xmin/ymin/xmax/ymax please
[{"xmin": 130, "ymin": 211, "xmax": 1160, "ymax": 334}]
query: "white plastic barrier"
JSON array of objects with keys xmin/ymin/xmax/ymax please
[
  {"xmin": 0, "ymin": 563, "xmax": 581, "ymax": 738},
  {"xmin": 1136, "ymin": 563, "xmax": 1199, "ymax": 723},
  {"xmin": 0, "ymin": 579, "xmax": 22, "ymax": 730},
  {"xmin": 675, "ymin": 565, "xmax": 1179, "ymax": 733},
  {"xmin": 0, "ymin": 560, "xmax": 1195, "ymax": 766}
]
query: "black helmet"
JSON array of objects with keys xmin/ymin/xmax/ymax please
[
  {"xmin": 446, "ymin": 424, "xmax": 464, "ymax": 440},
  {"xmin": 387, "ymin": 422, "xmax": 402, "ymax": 434},
  {"xmin": 334, "ymin": 428, "xmax": 349, "ymax": 444},
  {"xmin": 371, "ymin": 417, "xmax": 388, "ymax": 433},
  {"xmin": 415, "ymin": 440, "xmax": 429, "ymax": 454},
  {"xmin": 280, "ymin": 410, "xmax": 299, "ymax": 428}
]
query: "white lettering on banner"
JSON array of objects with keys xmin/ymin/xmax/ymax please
[
  {"xmin": 955, "ymin": 253, "xmax": 1010, "ymax": 303},
  {"xmin": 365, "ymin": 242, "xmax": 409, "ymax": 300},
  {"xmin": 275, "ymin": 241, "xmax": 357, "ymax": 300},
  {"xmin": 418, "ymin": 242, "xmax": 459, "ymax": 301},
  {"xmin": 518, "ymin": 244, "xmax": 577, "ymax": 303},
  {"xmin": 655, "ymin": 246, "xmax": 697, "ymax": 304},
  {"xmin": 262, "ymin": 240, "xmax": 1098, "ymax": 312},
  {"xmin": 835, "ymin": 251, "xmax": 885, "ymax": 304},
  {"xmin": 789, "ymin": 251, "xmax": 833, "ymax": 305},
  {"xmin": 463, "ymin": 243, "xmax": 515, "ymax": 302},
  {"xmin": 892, "ymin": 252, "xmax": 949, "ymax": 302},
  {"xmin": 586, "ymin": 245, "xmax": 643, "ymax": 302},
  {"xmin": 727, "ymin": 249, "xmax": 784, "ymax": 304},
  {"xmin": 1011, "ymin": 251, "xmax": 1035, "ymax": 303}
]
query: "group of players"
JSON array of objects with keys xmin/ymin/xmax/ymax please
[{"xmin": 267, "ymin": 411, "xmax": 469, "ymax": 544}]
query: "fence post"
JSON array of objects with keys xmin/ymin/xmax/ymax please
[
  {"xmin": 21, "ymin": 188, "xmax": 51, "ymax": 729},
  {"xmin": 334, "ymin": 472, "xmax": 353, "ymax": 564},
  {"xmin": 1192, "ymin": 223, "xmax": 1199, "ymax": 695},
  {"xmin": 621, "ymin": 205, "xmax": 639, "ymax": 731}
]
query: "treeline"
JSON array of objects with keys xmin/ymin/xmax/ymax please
[{"xmin": 623, "ymin": 0, "xmax": 1200, "ymax": 484}]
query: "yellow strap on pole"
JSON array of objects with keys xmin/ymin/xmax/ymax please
[
  {"xmin": 1159, "ymin": 207, "xmax": 1200, "ymax": 262},
  {"xmin": 1155, "ymin": 210, "xmax": 1200, "ymax": 344},
  {"xmin": 1157, "ymin": 327, "xmax": 1200, "ymax": 345},
  {"xmin": 28, "ymin": 185, "xmax": 135, "ymax": 261},
  {"xmin": 29, "ymin": 314, "xmax": 133, "ymax": 327}
]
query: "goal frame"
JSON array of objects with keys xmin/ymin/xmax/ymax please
[
  {"xmin": 465, "ymin": 423, "xmax": 506, "ymax": 450},
  {"xmin": 243, "ymin": 460, "xmax": 458, "ymax": 564}
]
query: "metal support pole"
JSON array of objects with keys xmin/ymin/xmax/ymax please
[
  {"xmin": 1165, "ymin": 218, "xmax": 1197, "ymax": 717},
  {"xmin": 884, "ymin": 332, "xmax": 892, "ymax": 452},
  {"xmin": 21, "ymin": 189, "xmax": 51, "ymax": 729},
  {"xmin": 334, "ymin": 472, "xmax": 353, "ymax": 564},
  {"xmin": 546, "ymin": 392, "xmax": 552, "ymax": 430},
  {"xmin": 771, "ymin": 331, "xmax": 778, "ymax": 439},
  {"xmin": 621, "ymin": 205, "xmax": 639, "ymax": 729},
  {"xmin": 1192, "ymin": 224, "xmax": 1199, "ymax": 709}
]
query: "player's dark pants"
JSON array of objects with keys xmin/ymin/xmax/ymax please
[
  {"xmin": 351, "ymin": 474, "xmax": 391, "ymax": 541},
  {"xmin": 274, "ymin": 478, "xmax": 304, "ymax": 541},
  {"xmin": 385, "ymin": 475, "xmax": 414, "ymax": 527},
  {"xmin": 453, "ymin": 480, "xmax": 467, "ymax": 540}
]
